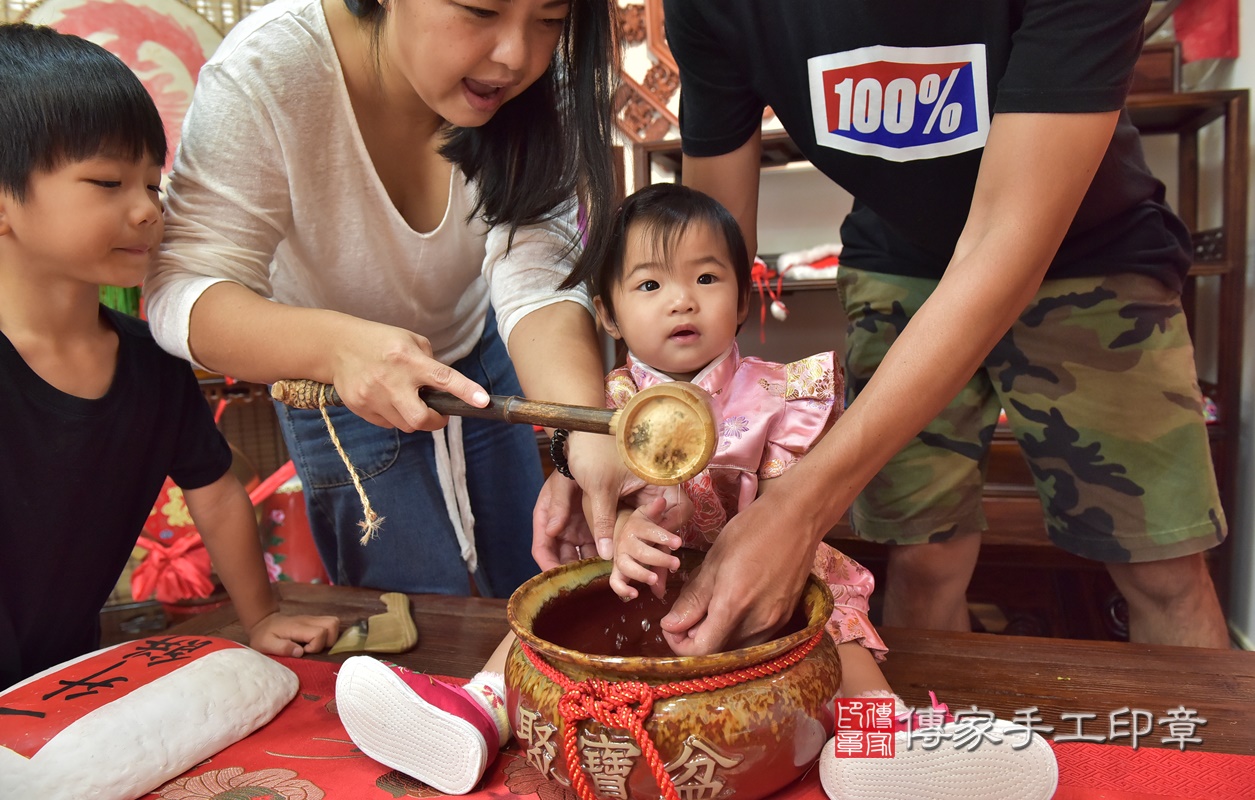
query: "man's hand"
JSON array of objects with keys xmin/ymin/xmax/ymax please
[{"xmin": 660, "ymin": 493, "xmax": 816, "ymax": 655}]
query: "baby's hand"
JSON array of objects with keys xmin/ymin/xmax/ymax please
[
  {"xmin": 247, "ymin": 612, "xmax": 340, "ymax": 658},
  {"xmin": 639, "ymin": 483, "xmax": 694, "ymax": 533},
  {"xmin": 610, "ymin": 495, "xmax": 684, "ymax": 601}
]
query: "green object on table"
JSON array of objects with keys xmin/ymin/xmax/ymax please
[
  {"xmin": 328, "ymin": 592, "xmax": 418, "ymax": 654},
  {"xmin": 99, "ymin": 285, "xmax": 141, "ymax": 317}
]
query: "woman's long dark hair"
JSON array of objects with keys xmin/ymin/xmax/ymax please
[{"xmin": 346, "ymin": 0, "xmax": 619, "ymax": 266}]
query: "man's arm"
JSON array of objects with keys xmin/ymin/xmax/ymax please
[
  {"xmin": 662, "ymin": 110, "xmax": 1120, "ymax": 655},
  {"xmin": 681, "ymin": 129, "xmax": 764, "ymax": 263}
]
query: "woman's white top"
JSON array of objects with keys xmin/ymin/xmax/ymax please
[{"xmin": 145, "ymin": 0, "xmax": 592, "ymax": 368}]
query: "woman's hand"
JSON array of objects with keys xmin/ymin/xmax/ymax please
[
  {"xmin": 181, "ymin": 284, "xmax": 487, "ymax": 431},
  {"xmin": 531, "ymin": 433, "xmax": 648, "ymax": 569},
  {"xmin": 532, "ymin": 471, "xmax": 595, "ymax": 569},
  {"xmin": 329, "ymin": 320, "xmax": 490, "ymax": 432},
  {"xmin": 566, "ymin": 430, "xmax": 646, "ymax": 558}
]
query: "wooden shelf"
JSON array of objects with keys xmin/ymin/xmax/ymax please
[
  {"xmin": 761, "ymin": 276, "xmax": 838, "ymax": 294},
  {"xmin": 1125, "ymin": 90, "xmax": 1235, "ymax": 134},
  {"xmin": 634, "ymin": 129, "xmax": 799, "ymax": 187}
]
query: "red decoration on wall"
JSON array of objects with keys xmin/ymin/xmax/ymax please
[
  {"xmin": 1174, "ymin": 0, "xmax": 1239, "ymax": 62},
  {"xmin": 21, "ymin": 0, "xmax": 223, "ymax": 169},
  {"xmin": 135, "ymin": 477, "xmax": 216, "ymax": 603}
]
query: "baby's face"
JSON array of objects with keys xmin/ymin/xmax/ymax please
[{"xmin": 602, "ymin": 221, "xmax": 744, "ymax": 381}]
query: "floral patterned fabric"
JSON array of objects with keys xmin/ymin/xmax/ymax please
[
  {"xmin": 605, "ymin": 344, "xmax": 886, "ymax": 659},
  {"xmin": 140, "ymin": 656, "xmax": 834, "ymax": 800}
]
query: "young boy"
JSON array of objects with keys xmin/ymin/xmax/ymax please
[{"xmin": 0, "ymin": 23, "xmax": 339, "ymax": 690}]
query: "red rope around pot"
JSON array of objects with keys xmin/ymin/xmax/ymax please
[{"xmin": 522, "ymin": 631, "xmax": 823, "ymax": 800}]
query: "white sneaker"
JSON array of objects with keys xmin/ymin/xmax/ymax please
[
  {"xmin": 335, "ymin": 656, "xmax": 497, "ymax": 794},
  {"xmin": 819, "ymin": 719, "xmax": 1058, "ymax": 800}
]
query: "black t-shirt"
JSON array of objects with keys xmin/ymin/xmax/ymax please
[
  {"xmin": 664, "ymin": 0, "xmax": 1193, "ymax": 290},
  {"xmin": 0, "ymin": 308, "xmax": 231, "ymax": 689}
]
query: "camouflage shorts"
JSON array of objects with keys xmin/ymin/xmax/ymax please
[{"xmin": 838, "ymin": 267, "xmax": 1226, "ymax": 563}]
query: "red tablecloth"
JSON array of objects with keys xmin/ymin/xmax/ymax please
[{"xmin": 142, "ymin": 657, "xmax": 1255, "ymax": 800}]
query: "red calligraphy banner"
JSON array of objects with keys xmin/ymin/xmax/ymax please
[
  {"xmin": 130, "ymin": 657, "xmax": 1255, "ymax": 800},
  {"xmin": 0, "ymin": 636, "xmax": 239, "ymax": 759}
]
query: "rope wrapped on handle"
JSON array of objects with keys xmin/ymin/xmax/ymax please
[
  {"xmin": 272, "ymin": 380, "xmax": 381, "ymax": 543},
  {"xmin": 272, "ymin": 378, "xmax": 343, "ymax": 409}
]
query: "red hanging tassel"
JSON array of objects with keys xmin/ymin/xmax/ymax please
[{"xmin": 751, "ymin": 257, "xmax": 787, "ymax": 343}]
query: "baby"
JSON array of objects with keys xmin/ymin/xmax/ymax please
[{"xmin": 333, "ymin": 184, "xmax": 1057, "ymax": 800}]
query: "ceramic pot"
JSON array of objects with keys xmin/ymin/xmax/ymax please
[{"xmin": 505, "ymin": 550, "xmax": 841, "ymax": 800}]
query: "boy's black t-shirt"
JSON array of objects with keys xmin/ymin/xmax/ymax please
[
  {"xmin": 664, "ymin": 0, "xmax": 1193, "ymax": 290},
  {"xmin": 0, "ymin": 307, "xmax": 231, "ymax": 689}
]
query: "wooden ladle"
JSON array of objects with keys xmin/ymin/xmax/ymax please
[{"xmin": 270, "ymin": 378, "xmax": 717, "ymax": 485}]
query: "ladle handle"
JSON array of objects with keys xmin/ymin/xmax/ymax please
[{"xmin": 270, "ymin": 378, "xmax": 617, "ymax": 434}]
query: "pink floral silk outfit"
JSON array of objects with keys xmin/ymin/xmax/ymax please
[{"xmin": 605, "ymin": 343, "xmax": 888, "ymax": 659}]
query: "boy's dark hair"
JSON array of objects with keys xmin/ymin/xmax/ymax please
[
  {"xmin": 0, "ymin": 23, "xmax": 167, "ymax": 201},
  {"xmin": 572, "ymin": 182, "xmax": 751, "ymax": 323},
  {"xmin": 344, "ymin": 0, "xmax": 619, "ymax": 261}
]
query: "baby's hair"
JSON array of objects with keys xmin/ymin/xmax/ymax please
[
  {"xmin": 576, "ymin": 183, "xmax": 751, "ymax": 323},
  {"xmin": 344, "ymin": 0, "xmax": 619, "ymax": 262},
  {"xmin": 0, "ymin": 23, "xmax": 167, "ymax": 202}
]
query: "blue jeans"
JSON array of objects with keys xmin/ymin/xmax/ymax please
[{"xmin": 274, "ymin": 310, "xmax": 543, "ymax": 596}]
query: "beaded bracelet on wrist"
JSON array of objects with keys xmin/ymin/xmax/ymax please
[{"xmin": 549, "ymin": 428, "xmax": 573, "ymax": 479}]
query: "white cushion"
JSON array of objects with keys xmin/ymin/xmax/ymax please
[{"xmin": 0, "ymin": 637, "xmax": 297, "ymax": 800}]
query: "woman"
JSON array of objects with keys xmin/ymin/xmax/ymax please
[{"xmin": 146, "ymin": 0, "xmax": 623, "ymax": 596}]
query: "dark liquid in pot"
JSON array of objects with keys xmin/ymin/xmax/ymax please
[{"xmin": 532, "ymin": 575, "xmax": 810, "ymax": 657}]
